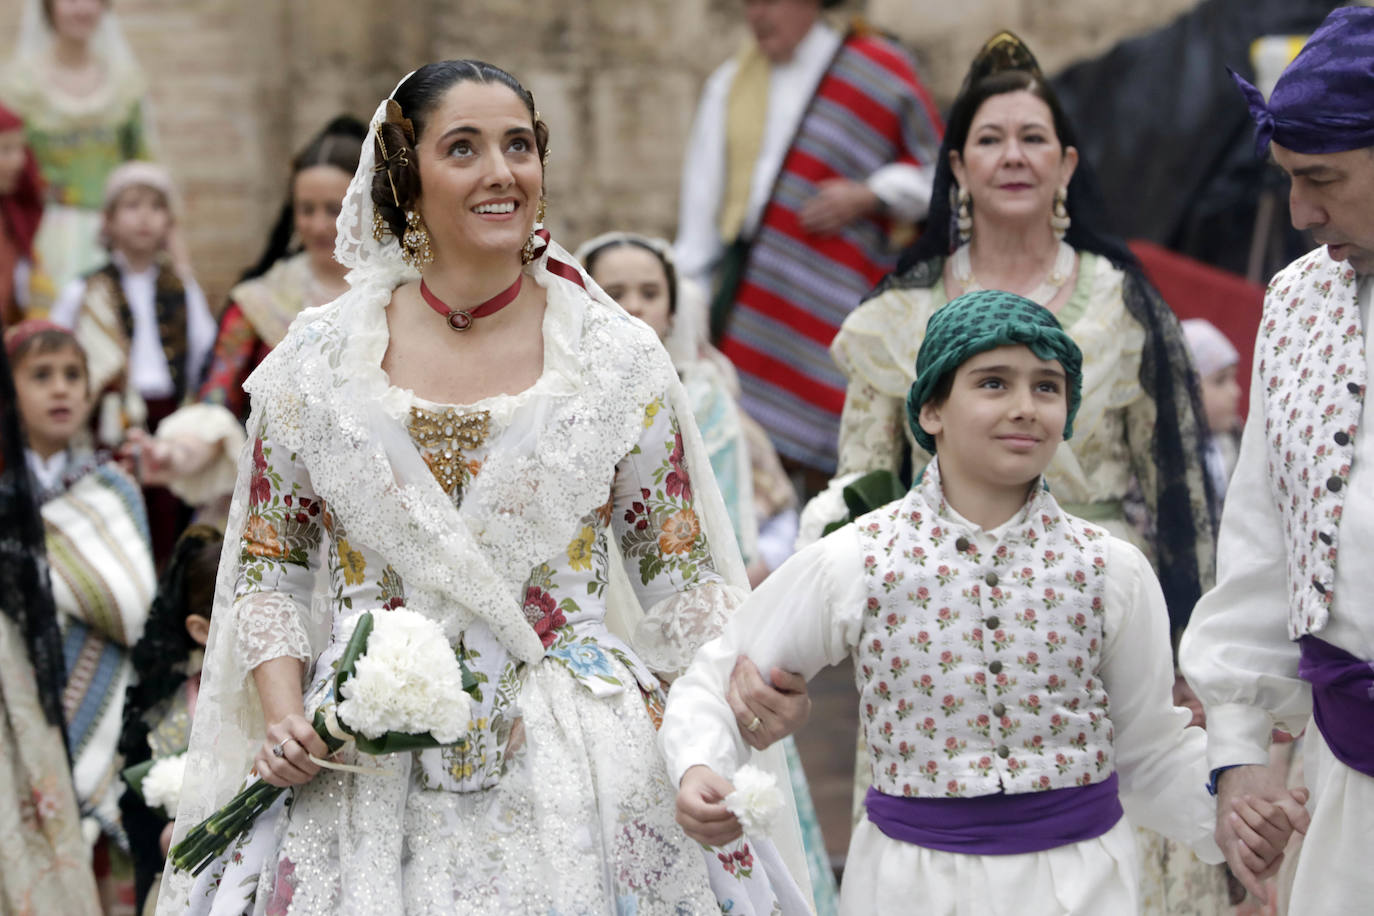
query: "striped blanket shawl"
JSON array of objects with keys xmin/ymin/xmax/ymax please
[
  {"xmin": 43, "ymin": 459, "xmax": 155, "ymax": 846},
  {"xmin": 719, "ymin": 29, "xmax": 941, "ymax": 472}
]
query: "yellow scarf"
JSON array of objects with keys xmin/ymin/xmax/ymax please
[{"xmin": 718, "ymin": 41, "xmax": 771, "ymax": 242}]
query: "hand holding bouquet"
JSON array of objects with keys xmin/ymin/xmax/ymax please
[{"xmin": 170, "ymin": 608, "xmax": 476, "ymax": 875}]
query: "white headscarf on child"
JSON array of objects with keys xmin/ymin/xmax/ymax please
[{"xmin": 1181, "ymin": 319, "xmax": 1238, "ymax": 378}]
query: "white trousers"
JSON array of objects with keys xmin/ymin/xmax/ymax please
[
  {"xmin": 1286, "ymin": 729, "xmax": 1374, "ymax": 916},
  {"xmin": 838, "ymin": 814, "xmax": 1139, "ymax": 915}
]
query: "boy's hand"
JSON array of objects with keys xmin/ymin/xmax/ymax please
[
  {"xmin": 1216, "ymin": 765, "xmax": 1311, "ymax": 903},
  {"xmin": 676, "ymin": 765, "xmax": 742, "ymax": 847}
]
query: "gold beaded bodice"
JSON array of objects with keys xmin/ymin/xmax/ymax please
[{"xmin": 407, "ymin": 405, "xmax": 492, "ymax": 502}]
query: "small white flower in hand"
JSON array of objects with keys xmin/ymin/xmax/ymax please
[
  {"xmin": 144, "ymin": 753, "xmax": 189, "ymax": 817},
  {"xmin": 724, "ymin": 764, "xmax": 783, "ymax": 834}
]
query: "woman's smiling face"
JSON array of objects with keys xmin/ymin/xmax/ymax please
[{"xmin": 413, "ymin": 81, "xmax": 543, "ymax": 265}]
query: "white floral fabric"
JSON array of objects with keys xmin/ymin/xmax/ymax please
[
  {"xmin": 1251, "ymin": 248, "xmax": 1364, "ymax": 637},
  {"xmin": 853, "ymin": 461, "xmax": 1115, "ymax": 797}
]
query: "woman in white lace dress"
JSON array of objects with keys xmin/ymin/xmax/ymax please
[{"xmin": 157, "ymin": 60, "xmax": 811, "ymax": 915}]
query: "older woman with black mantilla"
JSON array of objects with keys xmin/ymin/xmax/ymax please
[{"xmin": 157, "ymin": 60, "xmax": 812, "ymax": 915}]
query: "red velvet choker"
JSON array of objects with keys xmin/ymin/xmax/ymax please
[{"xmin": 419, "ymin": 274, "xmax": 523, "ymax": 331}]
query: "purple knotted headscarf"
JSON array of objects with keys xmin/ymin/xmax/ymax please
[{"xmin": 1231, "ymin": 6, "xmax": 1374, "ymax": 157}]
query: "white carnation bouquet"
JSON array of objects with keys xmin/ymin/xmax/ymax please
[
  {"xmin": 171, "ymin": 609, "xmax": 476, "ymax": 875},
  {"xmin": 724, "ymin": 764, "xmax": 784, "ymax": 834}
]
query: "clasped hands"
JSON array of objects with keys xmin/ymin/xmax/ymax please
[
  {"xmin": 1215, "ymin": 763, "xmax": 1311, "ymax": 904},
  {"xmin": 675, "ymin": 657, "xmax": 810, "ymax": 846}
]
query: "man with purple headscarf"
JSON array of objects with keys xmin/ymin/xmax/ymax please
[{"xmin": 1181, "ymin": 6, "xmax": 1374, "ymax": 912}]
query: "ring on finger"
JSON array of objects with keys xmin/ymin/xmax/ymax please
[
  {"xmin": 746, "ymin": 715, "xmax": 762, "ymax": 733},
  {"xmin": 271, "ymin": 737, "xmax": 294, "ymax": 758}
]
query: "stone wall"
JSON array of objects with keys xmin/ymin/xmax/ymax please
[{"xmin": 1, "ymin": 0, "xmax": 1204, "ymax": 306}]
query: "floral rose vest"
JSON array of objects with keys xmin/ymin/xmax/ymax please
[
  {"xmin": 1255, "ymin": 248, "xmax": 1366, "ymax": 638},
  {"xmin": 853, "ymin": 461, "xmax": 1115, "ymax": 798}
]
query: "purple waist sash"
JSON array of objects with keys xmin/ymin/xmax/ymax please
[
  {"xmin": 1298, "ymin": 634, "xmax": 1374, "ymax": 778},
  {"xmin": 864, "ymin": 772, "xmax": 1123, "ymax": 855}
]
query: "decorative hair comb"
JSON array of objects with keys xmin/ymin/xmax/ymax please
[{"xmin": 960, "ymin": 31, "xmax": 1045, "ymax": 93}]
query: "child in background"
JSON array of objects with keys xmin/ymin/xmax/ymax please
[
  {"xmin": 1181, "ymin": 318, "xmax": 1242, "ymax": 510},
  {"xmin": 660, "ymin": 291, "xmax": 1297, "ymax": 915},
  {"xmin": 6, "ymin": 318, "xmax": 156, "ymax": 906},
  {"xmin": 50, "ymin": 161, "xmax": 215, "ymax": 561},
  {"xmin": 119, "ymin": 523, "xmax": 222, "ymax": 916},
  {"xmin": 578, "ymin": 232, "xmax": 760, "ymax": 562},
  {"xmin": 51, "ymin": 161, "xmax": 215, "ymax": 448}
]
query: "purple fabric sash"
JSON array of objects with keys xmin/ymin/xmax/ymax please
[
  {"xmin": 864, "ymin": 773, "xmax": 1122, "ymax": 855},
  {"xmin": 1298, "ymin": 635, "xmax": 1374, "ymax": 778}
]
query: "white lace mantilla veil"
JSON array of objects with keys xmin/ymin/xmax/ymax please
[{"xmin": 159, "ymin": 85, "xmax": 812, "ymax": 912}]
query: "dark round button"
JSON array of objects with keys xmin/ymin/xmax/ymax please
[
  {"xmin": 985, "ymin": 572, "xmax": 999, "ymax": 587},
  {"xmin": 1313, "ymin": 578, "xmax": 1327, "ymax": 594},
  {"xmin": 1328, "ymin": 476, "xmax": 1344, "ymax": 493},
  {"xmin": 1348, "ymin": 382, "xmax": 1361, "ymax": 395},
  {"xmin": 955, "ymin": 536, "xmax": 970, "ymax": 552},
  {"xmin": 1319, "ymin": 532, "xmax": 1333, "ymax": 545},
  {"xmin": 997, "ymin": 744, "xmax": 1010, "ymax": 759},
  {"xmin": 992, "ymin": 702, "xmax": 1006, "ymax": 718},
  {"xmin": 985, "ymin": 615, "xmax": 1001, "ymax": 630},
  {"xmin": 1335, "ymin": 431, "xmax": 1351, "ymax": 446},
  {"xmin": 989, "ymin": 660, "xmax": 1003, "ymax": 674}
]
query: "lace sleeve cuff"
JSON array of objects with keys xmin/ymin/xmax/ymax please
[
  {"xmin": 632, "ymin": 580, "xmax": 747, "ymax": 677},
  {"xmin": 233, "ymin": 592, "xmax": 313, "ymax": 672}
]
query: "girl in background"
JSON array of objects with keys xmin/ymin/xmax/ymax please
[{"xmin": 120, "ymin": 524, "xmax": 222, "ymax": 916}]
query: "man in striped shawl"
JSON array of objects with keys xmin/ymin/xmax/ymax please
[{"xmin": 675, "ymin": 0, "xmax": 942, "ymax": 476}]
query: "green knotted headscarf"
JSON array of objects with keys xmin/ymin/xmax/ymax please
[{"xmin": 906, "ymin": 289, "xmax": 1083, "ymax": 453}]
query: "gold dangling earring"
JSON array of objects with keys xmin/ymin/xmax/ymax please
[
  {"xmin": 521, "ymin": 197, "xmax": 547, "ymax": 265},
  {"xmin": 401, "ymin": 209, "xmax": 434, "ymax": 270},
  {"xmin": 1050, "ymin": 187, "xmax": 1070, "ymax": 241},
  {"xmin": 372, "ymin": 210, "xmax": 391, "ymax": 243},
  {"xmin": 956, "ymin": 187, "xmax": 973, "ymax": 243}
]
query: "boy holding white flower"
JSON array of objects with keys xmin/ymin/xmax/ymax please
[{"xmin": 661, "ymin": 291, "xmax": 1300, "ymax": 914}]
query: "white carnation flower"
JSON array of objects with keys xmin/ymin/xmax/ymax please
[
  {"xmin": 724, "ymin": 764, "xmax": 783, "ymax": 834},
  {"xmin": 143, "ymin": 753, "xmax": 188, "ymax": 816},
  {"xmin": 336, "ymin": 608, "xmax": 472, "ymax": 745}
]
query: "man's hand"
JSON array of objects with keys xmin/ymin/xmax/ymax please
[
  {"xmin": 1215, "ymin": 764, "xmax": 1311, "ymax": 904},
  {"xmin": 1172, "ymin": 673, "xmax": 1206, "ymax": 728},
  {"xmin": 798, "ymin": 178, "xmax": 880, "ymax": 236},
  {"xmin": 727, "ymin": 657, "xmax": 810, "ymax": 750},
  {"xmin": 676, "ymin": 765, "xmax": 742, "ymax": 847}
]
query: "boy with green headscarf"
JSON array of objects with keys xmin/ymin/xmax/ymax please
[{"xmin": 658, "ymin": 291, "xmax": 1267, "ymax": 914}]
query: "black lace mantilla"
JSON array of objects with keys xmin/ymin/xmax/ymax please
[{"xmin": 0, "ymin": 345, "xmax": 69, "ymax": 734}]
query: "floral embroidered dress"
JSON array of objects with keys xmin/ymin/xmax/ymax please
[{"xmin": 160, "ymin": 227, "xmax": 812, "ymax": 914}]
